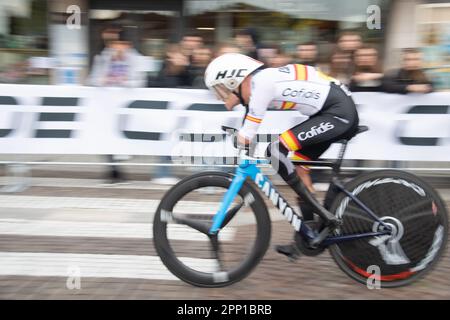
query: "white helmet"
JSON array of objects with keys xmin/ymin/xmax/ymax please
[{"xmin": 204, "ymin": 53, "xmax": 263, "ymax": 101}]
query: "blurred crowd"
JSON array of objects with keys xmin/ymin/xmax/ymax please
[
  {"xmin": 0, "ymin": 25, "xmax": 440, "ymax": 95},
  {"xmin": 83, "ymin": 26, "xmax": 440, "ymax": 184},
  {"xmin": 0, "ymin": 25, "xmax": 440, "ymax": 184},
  {"xmin": 87, "ymin": 27, "xmax": 437, "ymax": 95}
]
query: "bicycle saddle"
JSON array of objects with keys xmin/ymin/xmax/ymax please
[
  {"xmin": 355, "ymin": 125, "xmax": 369, "ymax": 135},
  {"xmin": 338, "ymin": 125, "xmax": 369, "ymax": 143}
]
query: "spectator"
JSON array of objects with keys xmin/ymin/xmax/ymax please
[
  {"xmin": 349, "ymin": 45, "xmax": 384, "ymax": 92},
  {"xmin": 257, "ymin": 43, "xmax": 279, "ymax": 67},
  {"xmin": 333, "ymin": 31, "xmax": 362, "ymax": 80},
  {"xmin": 265, "ymin": 45, "xmax": 292, "ymax": 68},
  {"xmin": 214, "ymin": 41, "xmax": 241, "ymax": 57},
  {"xmin": 383, "ymin": 48, "xmax": 434, "ymax": 94},
  {"xmin": 149, "ymin": 33, "xmax": 204, "ymax": 88},
  {"xmin": 337, "ymin": 31, "xmax": 363, "ymax": 56},
  {"xmin": 235, "ymin": 28, "xmax": 259, "ymax": 60},
  {"xmin": 187, "ymin": 46, "xmax": 213, "ymax": 89},
  {"xmin": 0, "ymin": 61, "xmax": 29, "ymax": 84},
  {"xmin": 328, "ymin": 49, "xmax": 353, "ymax": 85},
  {"xmin": 98, "ymin": 25, "xmax": 121, "ymax": 50},
  {"xmin": 180, "ymin": 32, "xmax": 204, "ymax": 63},
  {"xmin": 294, "ymin": 42, "xmax": 319, "ymax": 67},
  {"xmin": 88, "ymin": 29, "xmax": 146, "ymax": 88},
  {"xmin": 148, "ymin": 43, "xmax": 189, "ymax": 185},
  {"xmin": 148, "ymin": 43, "xmax": 190, "ymax": 88},
  {"xmin": 88, "ymin": 27, "xmax": 146, "ymax": 184}
]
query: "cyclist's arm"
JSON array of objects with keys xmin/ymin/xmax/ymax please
[{"xmin": 238, "ymin": 71, "xmax": 275, "ymax": 142}]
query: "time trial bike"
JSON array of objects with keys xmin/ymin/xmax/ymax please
[{"xmin": 153, "ymin": 125, "xmax": 448, "ymax": 288}]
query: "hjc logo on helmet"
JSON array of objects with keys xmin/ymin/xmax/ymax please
[{"xmin": 215, "ymin": 69, "xmax": 248, "ymax": 80}]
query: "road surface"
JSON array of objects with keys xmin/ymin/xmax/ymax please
[{"xmin": 0, "ymin": 176, "xmax": 449, "ymax": 300}]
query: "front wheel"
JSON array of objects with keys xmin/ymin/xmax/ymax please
[
  {"xmin": 329, "ymin": 170, "xmax": 448, "ymax": 288},
  {"xmin": 153, "ymin": 171, "xmax": 271, "ymax": 287}
]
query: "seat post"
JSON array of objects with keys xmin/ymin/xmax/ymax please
[
  {"xmin": 333, "ymin": 140, "xmax": 348, "ymax": 174},
  {"xmin": 332, "ymin": 125, "xmax": 368, "ymax": 175}
]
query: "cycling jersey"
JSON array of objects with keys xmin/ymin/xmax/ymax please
[{"xmin": 239, "ymin": 64, "xmax": 347, "ymax": 140}]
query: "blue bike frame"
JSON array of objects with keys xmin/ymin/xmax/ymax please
[{"xmin": 208, "ymin": 156, "xmax": 391, "ymax": 247}]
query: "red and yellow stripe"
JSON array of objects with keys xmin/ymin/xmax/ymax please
[
  {"xmin": 292, "ymin": 151, "xmax": 310, "ymax": 161},
  {"xmin": 317, "ymin": 70, "xmax": 338, "ymax": 83},
  {"xmin": 294, "ymin": 64, "xmax": 308, "ymax": 81},
  {"xmin": 245, "ymin": 115, "xmax": 262, "ymax": 124},
  {"xmin": 292, "ymin": 151, "xmax": 311, "ymax": 171},
  {"xmin": 281, "ymin": 101, "xmax": 296, "ymax": 110},
  {"xmin": 280, "ymin": 130, "xmax": 301, "ymax": 151}
]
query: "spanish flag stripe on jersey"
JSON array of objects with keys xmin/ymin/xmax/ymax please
[
  {"xmin": 280, "ymin": 130, "xmax": 301, "ymax": 151},
  {"xmin": 292, "ymin": 151, "xmax": 311, "ymax": 161},
  {"xmin": 281, "ymin": 101, "xmax": 296, "ymax": 110},
  {"xmin": 291, "ymin": 152, "xmax": 312, "ymax": 171},
  {"xmin": 245, "ymin": 115, "xmax": 262, "ymax": 123},
  {"xmin": 294, "ymin": 64, "xmax": 308, "ymax": 81}
]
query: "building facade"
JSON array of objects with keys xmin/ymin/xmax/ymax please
[{"xmin": 0, "ymin": 0, "xmax": 448, "ymax": 88}]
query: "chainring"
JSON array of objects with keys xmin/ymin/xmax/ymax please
[{"xmin": 294, "ymin": 230, "xmax": 326, "ymax": 256}]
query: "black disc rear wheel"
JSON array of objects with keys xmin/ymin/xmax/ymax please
[{"xmin": 329, "ymin": 170, "xmax": 448, "ymax": 287}]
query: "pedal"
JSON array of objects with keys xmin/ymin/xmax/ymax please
[
  {"xmin": 309, "ymin": 226, "xmax": 331, "ymax": 248},
  {"xmin": 275, "ymin": 243, "xmax": 300, "ymax": 262}
]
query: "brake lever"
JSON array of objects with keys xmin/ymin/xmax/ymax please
[
  {"xmin": 220, "ymin": 125, "xmax": 250, "ymax": 156},
  {"xmin": 221, "ymin": 125, "xmax": 238, "ymax": 135}
]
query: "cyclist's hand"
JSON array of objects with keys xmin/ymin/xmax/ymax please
[
  {"xmin": 237, "ymin": 134, "xmax": 250, "ymax": 147},
  {"xmin": 232, "ymin": 133, "xmax": 247, "ymax": 148},
  {"xmin": 233, "ymin": 132, "xmax": 255, "ymax": 155}
]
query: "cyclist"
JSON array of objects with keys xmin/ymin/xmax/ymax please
[{"xmin": 204, "ymin": 53, "xmax": 359, "ymax": 256}]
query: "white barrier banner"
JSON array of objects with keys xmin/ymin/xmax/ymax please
[{"xmin": 0, "ymin": 84, "xmax": 449, "ymax": 161}]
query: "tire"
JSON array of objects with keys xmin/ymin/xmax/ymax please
[
  {"xmin": 328, "ymin": 170, "xmax": 448, "ymax": 288},
  {"xmin": 153, "ymin": 171, "xmax": 271, "ymax": 287}
]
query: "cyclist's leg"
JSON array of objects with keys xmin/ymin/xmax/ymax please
[
  {"xmin": 272, "ymin": 90, "xmax": 359, "ymax": 257},
  {"xmin": 291, "ymin": 144, "xmax": 331, "ymax": 194},
  {"xmin": 290, "ymin": 82, "xmax": 359, "ymax": 196},
  {"xmin": 291, "ymin": 145, "xmax": 331, "ymax": 221},
  {"xmin": 271, "ymin": 114, "xmax": 356, "ymax": 257},
  {"xmin": 267, "ymin": 81, "xmax": 359, "ymax": 210},
  {"xmin": 267, "ymin": 112, "xmax": 356, "ymax": 191}
]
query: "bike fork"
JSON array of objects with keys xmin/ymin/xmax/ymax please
[{"xmin": 209, "ymin": 168, "xmax": 247, "ymax": 234}]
